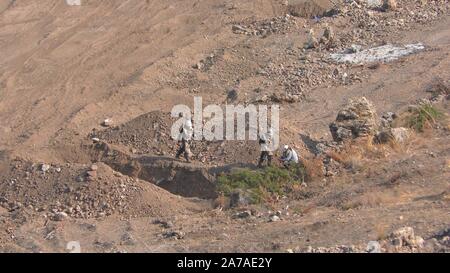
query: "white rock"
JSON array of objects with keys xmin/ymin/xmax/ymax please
[
  {"xmin": 102, "ymin": 119, "xmax": 113, "ymax": 127},
  {"xmin": 66, "ymin": 0, "xmax": 81, "ymax": 6},
  {"xmin": 349, "ymin": 44, "xmax": 363, "ymax": 53},
  {"xmin": 54, "ymin": 212, "xmax": 69, "ymax": 221},
  {"xmin": 390, "ymin": 127, "xmax": 411, "ymax": 144},
  {"xmin": 269, "ymin": 215, "xmax": 280, "ymax": 222},
  {"xmin": 367, "ymin": 0, "xmax": 383, "ymax": 8},
  {"xmin": 366, "ymin": 241, "xmax": 381, "ymax": 253},
  {"xmin": 41, "ymin": 164, "xmax": 51, "ymax": 172},
  {"xmin": 330, "ymin": 43, "xmax": 425, "ymax": 64}
]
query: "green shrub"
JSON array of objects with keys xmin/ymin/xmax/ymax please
[
  {"xmin": 405, "ymin": 103, "xmax": 443, "ymax": 132},
  {"xmin": 217, "ymin": 165, "xmax": 308, "ymax": 204}
]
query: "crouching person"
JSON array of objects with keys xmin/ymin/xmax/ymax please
[{"xmin": 281, "ymin": 145, "xmax": 299, "ymax": 169}]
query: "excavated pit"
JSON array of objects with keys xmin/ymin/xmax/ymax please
[
  {"xmin": 86, "ymin": 110, "xmax": 263, "ymax": 200},
  {"xmin": 89, "ymin": 142, "xmax": 219, "ymax": 199}
]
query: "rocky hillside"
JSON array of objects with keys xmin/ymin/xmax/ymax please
[{"xmin": 0, "ymin": 0, "xmax": 449, "ymax": 253}]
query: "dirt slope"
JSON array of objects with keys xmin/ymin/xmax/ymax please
[
  {"xmin": 0, "ymin": 0, "xmax": 449, "ymax": 253},
  {"xmin": 0, "ymin": 0, "xmax": 283, "ymax": 162}
]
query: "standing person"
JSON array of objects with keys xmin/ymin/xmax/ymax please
[
  {"xmin": 175, "ymin": 113, "xmax": 193, "ymax": 163},
  {"xmin": 280, "ymin": 145, "xmax": 299, "ymax": 169},
  {"xmin": 257, "ymin": 129, "xmax": 274, "ymax": 168}
]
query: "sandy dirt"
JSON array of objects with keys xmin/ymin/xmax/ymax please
[{"xmin": 0, "ymin": 0, "xmax": 449, "ymax": 253}]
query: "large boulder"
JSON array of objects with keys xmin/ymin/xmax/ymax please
[
  {"xmin": 380, "ymin": 112, "xmax": 397, "ymax": 128},
  {"xmin": 330, "ymin": 97, "xmax": 378, "ymax": 142},
  {"xmin": 304, "ymin": 29, "xmax": 319, "ymax": 49},
  {"xmin": 287, "ymin": 0, "xmax": 335, "ymax": 18},
  {"xmin": 388, "ymin": 227, "xmax": 424, "ymax": 248},
  {"xmin": 375, "ymin": 127, "xmax": 411, "ymax": 144}
]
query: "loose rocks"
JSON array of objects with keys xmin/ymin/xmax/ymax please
[{"xmin": 330, "ymin": 97, "xmax": 378, "ymax": 142}]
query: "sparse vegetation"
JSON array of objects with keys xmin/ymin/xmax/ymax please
[
  {"xmin": 1, "ymin": 0, "xmax": 449, "ymax": 254},
  {"xmin": 425, "ymin": 78, "xmax": 450, "ymax": 98},
  {"xmin": 217, "ymin": 165, "xmax": 308, "ymax": 204},
  {"xmin": 327, "ymin": 148, "xmax": 365, "ymax": 172},
  {"xmin": 375, "ymin": 223, "xmax": 389, "ymax": 241},
  {"xmin": 301, "ymin": 157, "xmax": 325, "ymax": 178},
  {"xmin": 404, "ymin": 103, "xmax": 444, "ymax": 132},
  {"xmin": 341, "ymin": 190, "xmax": 402, "ymax": 211}
]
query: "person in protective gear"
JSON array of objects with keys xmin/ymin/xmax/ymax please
[
  {"xmin": 257, "ymin": 129, "xmax": 274, "ymax": 167},
  {"xmin": 280, "ymin": 145, "xmax": 299, "ymax": 169},
  {"xmin": 175, "ymin": 113, "xmax": 193, "ymax": 163}
]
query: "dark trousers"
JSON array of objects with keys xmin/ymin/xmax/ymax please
[
  {"xmin": 258, "ymin": 151, "xmax": 272, "ymax": 167},
  {"xmin": 176, "ymin": 139, "xmax": 191, "ymax": 162},
  {"xmin": 282, "ymin": 161, "xmax": 295, "ymax": 169}
]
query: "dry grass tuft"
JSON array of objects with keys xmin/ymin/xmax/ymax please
[
  {"xmin": 301, "ymin": 157, "xmax": 325, "ymax": 178},
  {"xmin": 213, "ymin": 194, "xmax": 226, "ymax": 209},
  {"xmin": 292, "ymin": 203, "xmax": 316, "ymax": 215},
  {"xmin": 341, "ymin": 189, "xmax": 405, "ymax": 211},
  {"xmin": 374, "ymin": 223, "xmax": 389, "ymax": 241},
  {"xmin": 327, "ymin": 150, "xmax": 345, "ymax": 163},
  {"xmin": 326, "ymin": 143, "xmax": 367, "ymax": 172}
]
